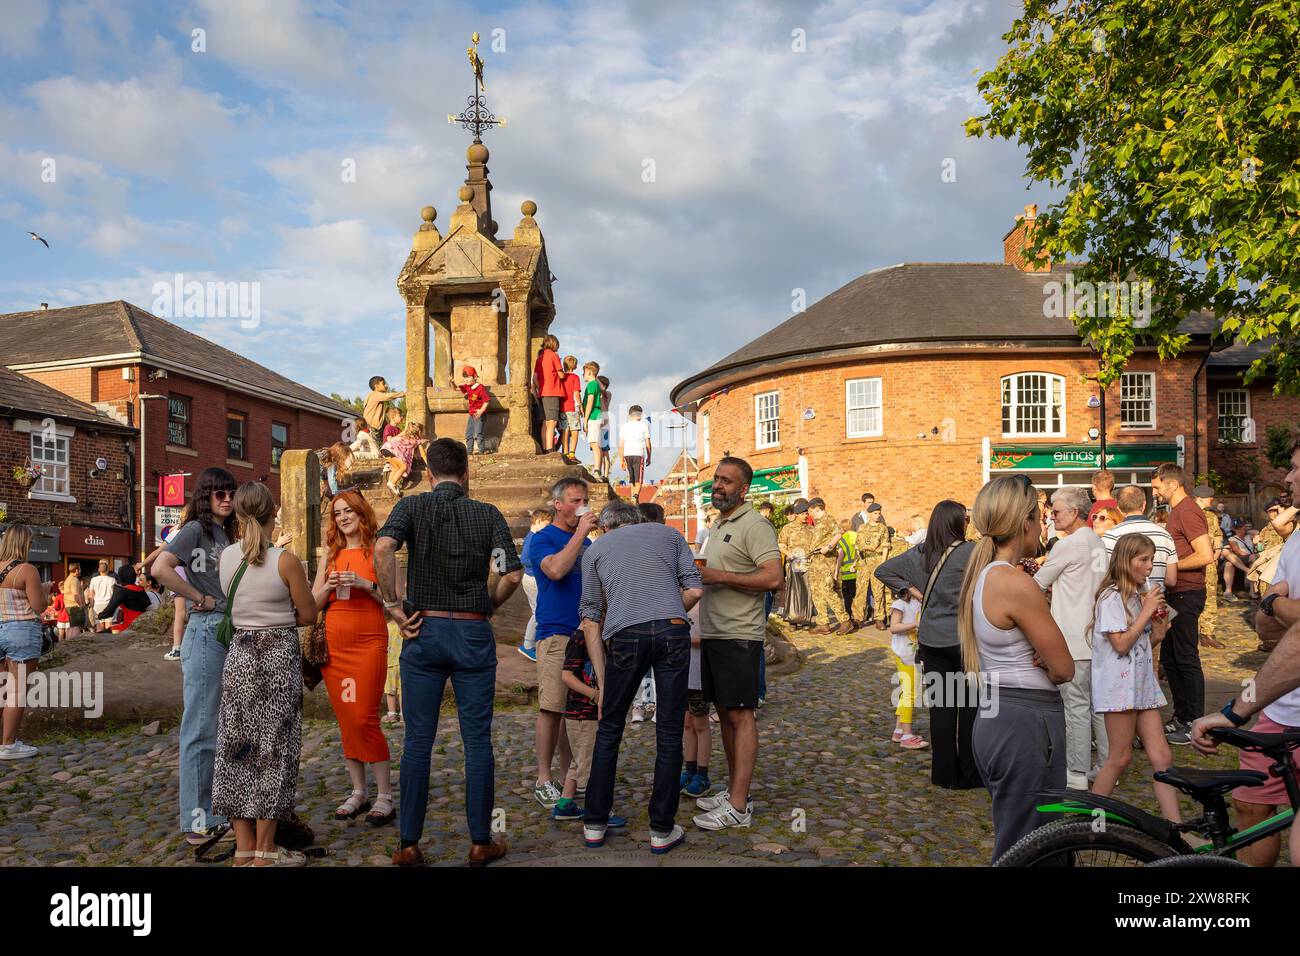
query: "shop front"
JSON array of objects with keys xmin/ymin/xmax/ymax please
[
  {"xmin": 57, "ymin": 526, "xmax": 134, "ymax": 580},
  {"xmin": 984, "ymin": 440, "xmax": 1184, "ymax": 493},
  {"xmin": 0, "ymin": 523, "xmax": 61, "ymax": 581}
]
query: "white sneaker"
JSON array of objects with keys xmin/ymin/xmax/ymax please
[
  {"xmin": 693, "ymin": 804, "xmax": 752, "ymax": 830},
  {"xmin": 650, "ymin": 824, "xmax": 686, "ymax": 855},
  {"xmin": 533, "ymin": 779, "xmax": 563, "ymax": 808},
  {"xmin": 0, "ymin": 740, "xmax": 37, "ymax": 760},
  {"xmin": 694, "ymin": 789, "xmax": 752, "ymax": 813},
  {"xmin": 630, "ymin": 705, "xmax": 645, "ymax": 724}
]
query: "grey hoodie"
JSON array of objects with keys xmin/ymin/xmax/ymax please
[{"xmin": 874, "ymin": 540, "xmax": 975, "ymax": 648}]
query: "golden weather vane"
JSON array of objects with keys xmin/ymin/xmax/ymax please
[{"xmin": 447, "ymin": 31, "xmax": 506, "ymax": 141}]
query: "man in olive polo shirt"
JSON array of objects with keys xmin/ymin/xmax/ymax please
[{"xmin": 692, "ymin": 456, "xmax": 784, "ymax": 831}]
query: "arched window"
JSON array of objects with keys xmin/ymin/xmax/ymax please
[{"xmin": 1001, "ymin": 373, "xmax": 1065, "ymax": 438}]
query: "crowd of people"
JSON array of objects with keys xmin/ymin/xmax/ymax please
[{"xmin": 2, "ymin": 402, "xmax": 1299, "ymax": 865}]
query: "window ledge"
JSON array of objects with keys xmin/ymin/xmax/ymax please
[
  {"xmin": 29, "ymin": 490, "xmax": 76, "ymax": 504},
  {"xmin": 226, "ymin": 458, "xmax": 254, "ymax": 470},
  {"xmin": 166, "ymin": 444, "xmax": 198, "ymax": 457},
  {"xmin": 846, "ymin": 433, "xmax": 886, "ymax": 442}
]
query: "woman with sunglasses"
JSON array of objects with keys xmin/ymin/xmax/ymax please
[
  {"xmin": 150, "ymin": 466, "xmax": 240, "ymax": 847},
  {"xmin": 311, "ymin": 490, "xmax": 394, "ymax": 826}
]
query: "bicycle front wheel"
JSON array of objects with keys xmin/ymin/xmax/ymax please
[
  {"xmin": 994, "ymin": 819, "xmax": 1178, "ymax": 867},
  {"xmin": 1147, "ymin": 854, "xmax": 1247, "ymax": 867}
]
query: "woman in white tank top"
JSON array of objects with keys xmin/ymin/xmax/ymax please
[{"xmin": 957, "ymin": 476, "xmax": 1075, "ymax": 863}]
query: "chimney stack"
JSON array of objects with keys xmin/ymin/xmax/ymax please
[{"xmin": 1003, "ymin": 203, "xmax": 1051, "ymax": 273}]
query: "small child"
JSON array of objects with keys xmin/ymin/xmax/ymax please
[
  {"xmin": 888, "ymin": 592, "xmax": 928, "ymax": 749},
  {"xmin": 680, "ymin": 602, "xmax": 712, "ymax": 795},
  {"xmin": 380, "ymin": 421, "xmax": 425, "ymax": 496},
  {"xmin": 518, "ymin": 509, "xmax": 553, "ymax": 662},
  {"xmin": 1089, "ymin": 534, "xmax": 1181, "ymax": 822},
  {"xmin": 364, "ymin": 375, "xmax": 404, "ymax": 433},
  {"xmin": 557, "ymin": 631, "xmax": 626, "ymax": 829},
  {"xmin": 580, "ymin": 362, "xmax": 603, "ymax": 476},
  {"xmin": 383, "ymin": 618, "xmax": 403, "ymax": 725},
  {"xmin": 381, "ymin": 406, "xmax": 403, "ymax": 443},
  {"xmin": 349, "ymin": 418, "xmax": 380, "ymax": 457},
  {"xmin": 452, "ymin": 365, "xmax": 490, "ymax": 455}
]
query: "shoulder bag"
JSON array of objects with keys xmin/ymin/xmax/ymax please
[
  {"xmin": 214, "ymin": 559, "xmax": 250, "ymax": 649},
  {"xmin": 916, "ymin": 541, "xmax": 962, "ymax": 629}
]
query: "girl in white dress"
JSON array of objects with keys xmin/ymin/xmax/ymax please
[{"xmin": 1089, "ymin": 533, "xmax": 1182, "ymax": 822}]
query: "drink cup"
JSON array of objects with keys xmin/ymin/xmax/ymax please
[
  {"xmin": 336, "ymin": 584, "xmax": 351, "ymax": 601},
  {"xmin": 695, "ymin": 556, "xmax": 707, "ymax": 570}
]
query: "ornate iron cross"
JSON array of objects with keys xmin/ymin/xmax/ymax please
[{"xmin": 447, "ymin": 32, "xmax": 507, "ymax": 142}]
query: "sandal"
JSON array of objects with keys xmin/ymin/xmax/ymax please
[
  {"xmin": 335, "ymin": 790, "xmax": 371, "ymax": 820},
  {"xmin": 232, "ymin": 850, "xmax": 257, "ymax": 867},
  {"xmin": 891, "ymin": 728, "xmax": 905, "ymax": 743},
  {"xmin": 899, "ymin": 734, "xmax": 929, "ymax": 750},
  {"xmin": 253, "ymin": 846, "xmax": 307, "ymax": 867},
  {"xmin": 382, "ymin": 711, "xmax": 400, "ymax": 726},
  {"xmin": 367, "ymin": 793, "xmax": 395, "ymax": 827}
]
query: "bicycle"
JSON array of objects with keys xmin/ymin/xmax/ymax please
[{"xmin": 994, "ymin": 726, "xmax": 1300, "ymax": 866}]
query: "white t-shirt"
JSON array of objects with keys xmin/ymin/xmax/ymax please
[
  {"xmin": 1104, "ymin": 517, "xmax": 1179, "ymax": 588},
  {"xmin": 620, "ymin": 418, "xmax": 649, "ymax": 457},
  {"xmin": 1035, "ymin": 526, "xmax": 1107, "ymax": 660},
  {"xmin": 88, "ymin": 573, "xmax": 117, "ymax": 611},
  {"xmin": 1264, "ymin": 533, "xmax": 1300, "ymax": 726},
  {"xmin": 889, "ymin": 596, "xmax": 921, "ymax": 664}
]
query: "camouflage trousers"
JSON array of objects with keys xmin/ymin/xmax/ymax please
[
  {"xmin": 851, "ymin": 557, "xmax": 886, "ymax": 623},
  {"xmin": 807, "ymin": 556, "xmax": 842, "ymax": 627},
  {"xmin": 1199, "ymin": 564, "xmax": 1218, "ymax": 637}
]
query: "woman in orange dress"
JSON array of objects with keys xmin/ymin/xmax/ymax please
[{"xmin": 311, "ymin": 490, "xmax": 394, "ymax": 826}]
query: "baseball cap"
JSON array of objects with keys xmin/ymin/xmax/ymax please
[{"xmin": 461, "ymin": 366, "xmax": 477, "ymax": 377}]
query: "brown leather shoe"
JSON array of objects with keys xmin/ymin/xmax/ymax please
[
  {"xmin": 836, "ymin": 621, "xmax": 854, "ymax": 635},
  {"xmin": 809, "ymin": 625, "xmax": 832, "ymax": 635},
  {"xmin": 391, "ymin": 845, "xmax": 424, "ymax": 867},
  {"xmin": 467, "ymin": 838, "xmax": 508, "ymax": 867}
]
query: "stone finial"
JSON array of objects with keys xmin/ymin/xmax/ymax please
[
  {"xmin": 514, "ymin": 199, "xmax": 542, "ymax": 244},
  {"xmin": 467, "ymin": 142, "xmax": 489, "ymax": 165},
  {"xmin": 413, "ymin": 204, "xmax": 441, "ymax": 251},
  {"xmin": 458, "ymin": 185, "xmax": 475, "ymax": 203}
]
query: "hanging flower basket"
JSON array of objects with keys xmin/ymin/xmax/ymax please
[{"xmin": 12, "ymin": 460, "xmax": 42, "ymax": 488}]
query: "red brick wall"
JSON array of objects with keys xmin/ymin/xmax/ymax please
[
  {"xmin": 21, "ymin": 362, "xmax": 345, "ymax": 548},
  {"xmin": 1206, "ymin": 371, "xmax": 1300, "ymax": 487},
  {"xmin": 0, "ymin": 417, "xmax": 133, "ymax": 572},
  {"xmin": 694, "ymin": 350, "xmax": 1220, "ymax": 523}
]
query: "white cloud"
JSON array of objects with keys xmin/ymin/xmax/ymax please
[{"xmin": 0, "ymin": 0, "xmax": 50, "ymax": 55}]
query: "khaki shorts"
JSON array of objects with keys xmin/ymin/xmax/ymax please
[
  {"xmin": 537, "ymin": 634, "xmax": 569, "ymax": 713},
  {"xmin": 565, "ymin": 718, "xmax": 598, "ymax": 789}
]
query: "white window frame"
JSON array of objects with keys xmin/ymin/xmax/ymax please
[
  {"xmin": 755, "ymin": 390, "xmax": 780, "ymax": 450},
  {"xmin": 1001, "ymin": 372, "xmax": 1066, "ymax": 438},
  {"xmin": 1119, "ymin": 371, "xmax": 1156, "ymax": 431},
  {"xmin": 13, "ymin": 419, "xmax": 76, "ymax": 503},
  {"xmin": 701, "ymin": 413, "xmax": 711, "ymax": 464},
  {"xmin": 845, "ymin": 377, "xmax": 883, "ymax": 438},
  {"xmin": 1216, "ymin": 388, "xmax": 1251, "ymax": 444}
]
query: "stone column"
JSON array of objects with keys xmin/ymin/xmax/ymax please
[
  {"xmin": 498, "ymin": 285, "xmax": 539, "ymax": 455},
  {"xmin": 278, "ymin": 449, "xmax": 320, "ymax": 576},
  {"xmin": 403, "ymin": 292, "xmax": 429, "ymax": 432}
]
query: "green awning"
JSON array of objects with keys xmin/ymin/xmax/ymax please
[
  {"xmin": 688, "ymin": 463, "xmax": 801, "ymax": 498},
  {"xmin": 989, "ymin": 443, "xmax": 1179, "ymax": 472}
]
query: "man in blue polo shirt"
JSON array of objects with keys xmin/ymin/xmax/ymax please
[{"xmin": 530, "ymin": 477, "xmax": 598, "ymax": 810}]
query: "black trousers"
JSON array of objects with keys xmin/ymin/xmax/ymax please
[
  {"xmin": 1162, "ymin": 589, "xmax": 1206, "ymax": 725},
  {"xmin": 917, "ymin": 642, "xmax": 983, "ymax": 789},
  {"xmin": 841, "ymin": 579, "xmax": 857, "ymax": 619}
]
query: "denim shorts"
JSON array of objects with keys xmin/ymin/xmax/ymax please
[{"xmin": 0, "ymin": 619, "xmax": 43, "ymax": 662}]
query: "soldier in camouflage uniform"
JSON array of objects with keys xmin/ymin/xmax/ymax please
[
  {"xmin": 805, "ymin": 498, "xmax": 844, "ymax": 634},
  {"xmin": 851, "ymin": 504, "xmax": 891, "ymax": 629},
  {"xmin": 1257, "ymin": 498, "xmax": 1295, "ymax": 552},
  {"xmin": 1193, "ymin": 485, "xmax": 1224, "ymax": 649},
  {"xmin": 778, "ymin": 498, "xmax": 814, "ymax": 626}
]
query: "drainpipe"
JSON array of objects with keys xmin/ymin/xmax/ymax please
[{"xmin": 1190, "ymin": 347, "xmax": 1211, "ymax": 480}]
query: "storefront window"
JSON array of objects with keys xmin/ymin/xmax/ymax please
[{"xmin": 271, "ymin": 422, "xmax": 289, "ymax": 467}]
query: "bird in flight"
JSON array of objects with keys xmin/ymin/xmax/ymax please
[{"xmin": 28, "ymin": 231, "xmax": 49, "ymax": 247}]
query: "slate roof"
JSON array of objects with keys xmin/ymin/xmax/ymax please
[
  {"xmin": 1, "ymin": 301, "xmax": 353, "ymax": 417},
  {"xmin": 671, "ymin": 263, "xmax": 1223, "ymax": 405},
  {"xmin": 0, "ymin": 364, "xmax": 134, "ymax": 432}
]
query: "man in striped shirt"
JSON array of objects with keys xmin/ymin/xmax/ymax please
[
  {"xmin": 1102, "ymin": 485, "xmax": 1179, "ymax": 589},
  {"xmin": 578, "ymin": 499, "xmax": 703, "ymax": 855}
]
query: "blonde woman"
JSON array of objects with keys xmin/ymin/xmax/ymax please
[
  {"xmin": 0, "ymin": 525, "xmax": 48, "ymax": 759},
  {"xmin": 213, "ymin": 483, "xmax": 317, "ymax": 866},
  {"xmin": 958, "ymin": 475, "xmax": 1074, "ymax": 862},
  {"xmin": 60, "ymin": 561, "xmax": 88, "ymax": 638}
]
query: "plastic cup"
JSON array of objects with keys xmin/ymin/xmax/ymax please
[
  {"xmin": 336, "ymin": 585, "xmax": 351, "ymax": 601},
  {"xmin": 694, "ymin": 557, "xmax": 707, "ymax": 569}
]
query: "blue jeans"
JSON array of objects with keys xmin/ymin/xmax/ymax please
[
  {"xmin": 584, "ymin": 619, "xmax": 690, "ymax": 834},
  {"xmin": 399, "ymin": 616, "xmax": 497, "ymax": 844},
  {"xmin": 179, "ymin": 611, "xmax": 227, "ymax": 833},
  {"xmin": 465, "ymin": 414, "xmax": 484, "ymax": 450}
]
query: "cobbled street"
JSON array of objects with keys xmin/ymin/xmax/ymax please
[{"xmin": 0, "ymin": 605, "xmax": 1272, "ymax": 867}]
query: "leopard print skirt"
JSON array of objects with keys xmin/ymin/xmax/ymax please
[{"xmin": 211, "ymin": 625, "xmax": 302, "ymax": 821}]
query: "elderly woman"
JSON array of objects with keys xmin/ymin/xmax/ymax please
[{"xmin": 213, "ymin": 482, "xmax": 317, "ymax": 866}]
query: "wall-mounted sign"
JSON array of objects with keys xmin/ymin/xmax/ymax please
[
  {"xmin": 59, "ymin": 527, "xmax": 132, "ymax": 557},
  {"xmin": 1086, "ymin": 395, "xmax": 1101, "ymax": 408}
]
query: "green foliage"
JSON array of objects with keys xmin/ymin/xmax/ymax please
[
  {"xmin": 330, "ymin": 393, "xmax": 366, "ymax": 418},
  {"xmin": 1266, "ymin": 423, "xmax": 1298, "ymax": 469},
  {"xmin": 967, "ymin": 1, "xmax": 1300, "ymax": 393},
  {"xmin": 770, "ymin": 501, "xmax": 793, "ymax": 534}
]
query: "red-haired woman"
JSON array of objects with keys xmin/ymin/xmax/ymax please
[{"xmin": 311, "ymin": 489, "xmax": 394, "ymax": 825}]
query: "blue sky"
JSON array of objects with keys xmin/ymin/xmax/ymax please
[{"xmin": 0, "ymin": 0, "xmax": 1043, "ymax": 478}]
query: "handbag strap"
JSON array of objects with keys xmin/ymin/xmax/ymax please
[
  {"xmin": 220, "ymin": 559, "xmax": 251, "ymax": 628},
  {"xmin": 0, "ymin": 559, "xmax": 20, "ymax": 584},
  {"xmin": 917, "ymin": 542, "xmax": 961, "ymax": 626}
]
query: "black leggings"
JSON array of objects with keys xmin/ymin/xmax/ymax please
[{"xmin": 917, "ymin": 642, "xmax": 984, "ymax": 789}]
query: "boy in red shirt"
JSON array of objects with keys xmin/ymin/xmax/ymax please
[
  {"xmin": 452, "ymin": 366, "xmax": 491, "ymax": 454},
  {"xmin": 560, "ymin": 355, "xmax": 583, "ymax": 464}
]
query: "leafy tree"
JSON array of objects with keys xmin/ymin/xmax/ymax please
[
  {"xmin": 966, "ymin": 1, "xmax": 1300, "ymax": 393},
  {"xmin": 330, "ymin": 393, "xmax": 365, "ymax": 417},
  {"xmin": 1266, "ymin": 422, "xmax": 1298, "ymax": 469}
]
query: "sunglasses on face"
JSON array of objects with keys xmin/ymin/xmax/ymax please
[{"xmin": 212, "ymin": 489, "xmax": 235, "ymax": 501}]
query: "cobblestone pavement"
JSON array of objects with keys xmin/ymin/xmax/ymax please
[{"xmin": 0, "ymin": 604, "xmax": 1270, "ymax": 867}]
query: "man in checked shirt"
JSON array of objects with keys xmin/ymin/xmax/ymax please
[{"xmin": 375, "ymin": 438, "xmax": 523, "ymax": 868}]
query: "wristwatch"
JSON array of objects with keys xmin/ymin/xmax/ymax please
[
  {"xmin": 1220, "ymin": 699, "xmax": 1249, "ymax": 727},
  {"xmin": 1260, "ymin": 593, "xmax": 1279, "ymax": 617}
]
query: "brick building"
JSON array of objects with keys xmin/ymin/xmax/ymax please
[
  {"xmin": 671, "ymin": 206, "xmax": 1299, "ymax": 526},
  {"xmin": 2, "ymin": 301, "xmax": 353, "ymax": 555},
  {"xmin": 0, "ymin": 364, "xmax": 135, "ymax": 580}
]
